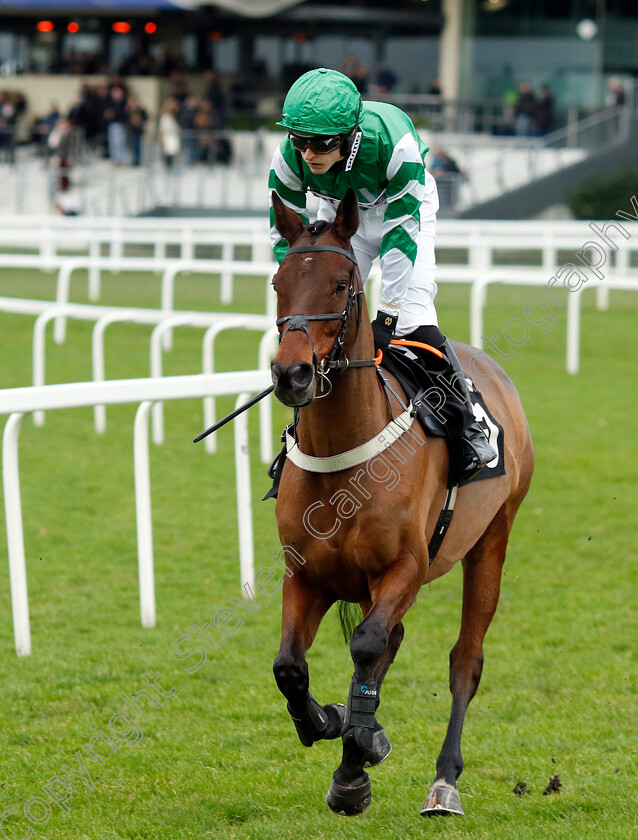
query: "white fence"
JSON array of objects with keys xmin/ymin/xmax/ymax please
[
  {"xmin": 2, "ymin": 215, "xmax": 637, "ymax": 655},
  {"xmin": 1, "ymin": 217, "xmax": 637, "ymax": 381},
  {"xmin": 0, "ymin": 297, "xmax": 277, "ymax": 457},
  {"xmin": 0, "ymin": 371, "xmax": 271, "ymax": 657}
]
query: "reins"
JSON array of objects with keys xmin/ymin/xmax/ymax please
[{"xmin": 193, "ymin": 243, "xmax": 442, "ymax": 441}]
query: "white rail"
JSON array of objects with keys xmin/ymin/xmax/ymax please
[
  {"xmin": 0, "ymin": 370, "xmax": 271, "ymax": 657},
  {"xmin": 26, "ymin": 300, "xmax": 271, "ymax": 422},
  {"xmin": 50, "ymin": 255, "xmax": 277, "ymax": 343}
]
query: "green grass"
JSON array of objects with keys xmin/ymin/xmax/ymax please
[{"xmin": 0, "ymin": 267, "xmax": 636, "ymax": 839}]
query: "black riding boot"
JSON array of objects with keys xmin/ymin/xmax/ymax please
[
  {"xmin": 397, "ymin": 325, "xmax": 497, "ymax": 481},
  {"xmin": 439, "ymin": 339, "xmax": 497, "ymax": 480}
]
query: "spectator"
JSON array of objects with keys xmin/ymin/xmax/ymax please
[
  {"xmin": 159, "ymin": 98, "xmax": 181, "ymax": 168},
  {"xmin": 104, "ymin": 83, "xmax": 128, "ymax": 164},
  {"xmin": 94, "ymin": 84, "xmax": 111, "ymax": 155},
  {"xmin": 375, "ymin": 63, "xmax": 398, "ymax": 94},
  {"xmin": 341, "ymin": 54, "xmax": 369, "ymax": 94},
  {"xmin": 204, "ymin": 69, "xmax": 227, "ymax": 116},
  {"xmin": 193, "ymin": 100, "xmax": 215, "ymax": 162},
  {"xmin": 125, "ymin": 96, "xmax": 147, "ymax": 166},
  {"xmin": 0, "ymin": 91, "xmax": 18, "ymax": 163},
  {"xmin": 429, "ymin": 147, "xmax": 464, "ymax": 211},
  {"xmin": 178, "ymin": 96, "xmax": 200, "ymax": 164},
  {"xmin": 30, "ymin": 102, "xmax": 59, "ymax": 154},
  {"xmin": 427, "ymin": 77, "xmax": 443, "ymax": 119},
  {"xmin": 47, "ymin": 117, "xmax": 77, "ymax": 190},
  {"xmin": 535, "ymin": 84, "xmax": 554, "ymax": 135},
  {"xmin": 341, "ymin": 54, "xmax": 359, "ymax": 80},
  {"xmin": 515, "ymin": 81, "xmax": 536, "ymax": 137},
  {"xmin": 429, "ymin": 147, "xmax": 462, "ymax": 177},
  {"xmin": 501, "ymin": 87, "xmax": 519, "ymax": 135},
  {"xmin": 606, "ymin": 77, "xmax": 626, "ymax": 108},
  {"xmin": 193, "ymin": 99, "xmax": 232, "ymax": 165},
  {"xmin": 67, "ymin": 85, "xmax": 104, "ymax": 144},
  {"xmin": 169, "ymin": 71, "xmax": 189, "ymax": 105}
]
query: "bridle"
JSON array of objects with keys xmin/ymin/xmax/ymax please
[{"xmin": 275, "ymin": 244, "xmax": 379, "ymax": 391}]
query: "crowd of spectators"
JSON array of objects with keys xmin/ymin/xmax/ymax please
[
  {"xmin": 340, "ymin": 54, "xmax": 399, "ymax": 96},
  {"xmin": 160, "ymin": 70, "xmax": 232, "ymax": 167},
  {"xmin": 23, "ymin": 70, "xmax": 232, "ymax": 172},
  {"xmin": 499, "ymin": 81, "xmax": 555, "ymax": 137}
]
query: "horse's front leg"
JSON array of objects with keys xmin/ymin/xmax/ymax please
[
  {"xmin": 273, "ymin": 572, "xmax": 343, "ymax": 747},
  {"xmin": 328, "ymin": 554, "xmax": 420, "ymax": 816}
]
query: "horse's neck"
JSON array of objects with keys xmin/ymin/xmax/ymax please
[{"xmin": 296, "ymin": 363, "xmax": 389, "ymax": 458}]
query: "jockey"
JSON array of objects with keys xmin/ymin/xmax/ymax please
[{"xmin": 268, "ymin": 67, "xmax": 496, "ymax": 480}]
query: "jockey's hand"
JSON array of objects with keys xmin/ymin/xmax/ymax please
[{"xmin": 371, "ymin": 310, "xmax": 398, "ymax": 354}]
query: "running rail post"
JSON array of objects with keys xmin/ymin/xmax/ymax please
[
  {"xmin": 234, "ymin": 393, "xmax": 254, "ymax": 591},
  {"xmin": 566, "ymin": 285, "xmax": 582, "ymax": 375},
  {"xmin": 3, "ymin": 413, "xmax": 31, "ymax": 656},
  {"xmin": 134, "ymin": 401, "xmax": 156, "ymax": 628}
]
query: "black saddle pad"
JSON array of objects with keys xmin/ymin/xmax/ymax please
[{"xmin": 380, "ymin": 344, "xmax": 505, "ymax": 487}]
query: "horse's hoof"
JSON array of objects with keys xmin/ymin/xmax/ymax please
[
  {"xmin": 326, "ymin": 773, "xmax": 372, "ymax": 816},
  {"xmin": 363, "ymin": 727, "xmax": 392, "ymax": 767},
  {"xmin": 420, "ymin": 779, "xmax": 465, "ymax": 817}
]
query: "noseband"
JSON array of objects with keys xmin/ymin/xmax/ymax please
[{"xmin": 276, "ymin": 244, "xmax": 372, "ymax": 376}]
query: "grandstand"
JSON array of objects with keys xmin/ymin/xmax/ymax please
[{"xmin": 1, "ymin": 0, "xmax": 637, "ymax": 218}]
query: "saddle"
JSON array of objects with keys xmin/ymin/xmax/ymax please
[
  {"xmin": 378, "ymin": 343, "xmax": 466, "ymax": 486},
  {"xmin": 379, "ymin": 342, "xmax": 504, "ymax": 489},
  {"xmin": 263, "ymin": 343, "xmax": 504, "ymax": 503}
]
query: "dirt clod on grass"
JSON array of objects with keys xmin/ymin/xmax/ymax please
[
  {"xmin": 513, "ymin": 781, "xmax": 531, "ymax": 796},
  {"xmin": 543, "ymin": 774, "xmax": 563, "ymax": 795}
]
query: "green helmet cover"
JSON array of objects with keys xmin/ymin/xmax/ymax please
[{"xmin": 278, "ymin": 68, "xmax": 362, "ymax": 135}]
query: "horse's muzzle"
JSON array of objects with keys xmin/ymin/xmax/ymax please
[{"xmin": 271, "ymin": 360, "xmax": 315, "ymax": 407}]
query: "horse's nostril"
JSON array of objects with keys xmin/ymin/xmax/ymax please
[
  {"xmin": 288, "ymin": 363, "xmax": 314, "ymax": 391},
  {"xmin": 271, "ymin": 360, "xmax": 283, "ymax": 385}
]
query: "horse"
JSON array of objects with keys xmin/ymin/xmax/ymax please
[{"xmin": 268, "ymin": 189, "xmax": 534, "ymax": 817}]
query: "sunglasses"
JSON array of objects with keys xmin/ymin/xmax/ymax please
[{"xmin": 288, "ymin": 133, "xmax": 344, "ymax": 154}]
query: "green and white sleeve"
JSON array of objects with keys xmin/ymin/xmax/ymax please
[
  {"xmin": 268, "ymin": 143, "xmax": 310, "ymax": 264},
  {"xmin": 378, "ymin": 132, "xmax": 426, "ymax": 315}
]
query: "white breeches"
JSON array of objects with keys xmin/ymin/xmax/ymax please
[{"xmin": 317, "ymin": 170, "xmax": 440, "ymax": 336}]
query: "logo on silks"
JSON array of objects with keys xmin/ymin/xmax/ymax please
[{"xmin": 360, "ymin": 685, "xmax": 377, "ymax": 696}]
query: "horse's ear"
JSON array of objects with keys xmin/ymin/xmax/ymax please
[
  {"xmin": 332, "ymin": 188, "xmax": 360, "ymax": 242},
  {"xmin": 271, "ymin": 191, "xmax": 304, "ymax": 245}
]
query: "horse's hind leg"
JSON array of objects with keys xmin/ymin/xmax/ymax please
[
  {"xmin": 273, "ymin": 573, "xmax": 342, "ymax": 747},
  {"xmin": 422, "ymin": 504, "xmax": 509, "ymax": 817}
]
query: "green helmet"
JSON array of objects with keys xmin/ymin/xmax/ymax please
[{"xmin": 277, "ymin": 68, "xmax": 362, "ymax": 135}]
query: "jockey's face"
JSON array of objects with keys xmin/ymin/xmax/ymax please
[{"xmin": 301, "ymin": 144, "xmax": 344, "ymax": 174}]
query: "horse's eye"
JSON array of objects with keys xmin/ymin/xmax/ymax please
[{"xmin": 335, "ymin": 281, "xmax": 348, "ymax": 294}]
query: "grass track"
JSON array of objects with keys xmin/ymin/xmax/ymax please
[{"xmin": 0, "ymin": 267, "xmax": 636, "ymax": 839}]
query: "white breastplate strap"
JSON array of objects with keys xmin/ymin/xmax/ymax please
[{"xmin": 285, "ymin": 405, "xmax": 415, "ymax": 474}]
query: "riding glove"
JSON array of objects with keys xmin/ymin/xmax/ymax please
[{"xmin": 371, "ymin": 311, "xmax": 398, "ymax": 354}]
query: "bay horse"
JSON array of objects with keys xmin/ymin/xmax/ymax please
[{"xmin": 269, "ymin": 189, "xmax": 534, "ymax": 817}]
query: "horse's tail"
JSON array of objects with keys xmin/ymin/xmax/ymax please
[{"xmin": 337, "ymin": 601, "xmax": 363, "ymax": 644}]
